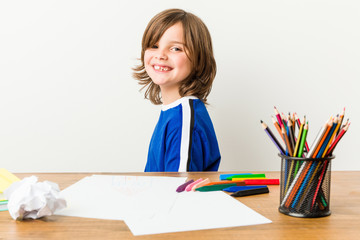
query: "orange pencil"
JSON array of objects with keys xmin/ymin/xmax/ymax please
[
  {"xmin": 285, "ymin": 162, "xmax": 312, "ymax": 207},
  {"xmin": 282, "ymin": 125, "xmax": 293, "ymax": 156},
  {"xmin": 336, "ymin": 107, "xmax": 345, "ymax": 136},
  {"xmin": 292, "ymin": 113, "xmax": 296, "ymax": 133},
  {"xmin": 312, "ymin": 118, "xmax": 333, "ymax": 158},
  {"xmin": 271, "ymin": 116, "xmax": 284, "ymax": 142},
  {"xmin": 322, "ymin": 116, "xmax": 339, "ymax": 158}
]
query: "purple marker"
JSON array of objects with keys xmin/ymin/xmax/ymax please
[{"xmin": 176, "ymin": 179, "xmax": 194, "ymax": 193}]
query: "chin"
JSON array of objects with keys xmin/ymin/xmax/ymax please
[{"xmin": 151, "ymin": 77, "xmax": 169, "ymax": 86}]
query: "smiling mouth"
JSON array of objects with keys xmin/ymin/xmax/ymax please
[{"xmin": 153, "ymin": 65, "xmax": 172, "ymax": 72}]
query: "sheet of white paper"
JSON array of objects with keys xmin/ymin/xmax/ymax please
[
  {"xmin": 56, "ymin": 175, "xmax": 187, "ymax": 220},
  {"xmin": 124, "ymin": 191, "xmax": 272, "ymax": 236},
  {"xmin": 57, "ymin": 175, "xmax": 271, "ymax": 236}
]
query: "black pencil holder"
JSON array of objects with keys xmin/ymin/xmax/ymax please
[{"xmin": 278, "ymin": 154, "xmax": 335, "ymax": 218}]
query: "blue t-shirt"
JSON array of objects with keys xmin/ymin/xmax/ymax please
[{"xmin": 145, "ymin": 96, "xmax": 221, "ymax": 172}]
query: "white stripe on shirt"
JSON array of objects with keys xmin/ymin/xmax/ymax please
[{"xmin": 178, "ymin": 98, "xmax": 192, "ymax": 172}]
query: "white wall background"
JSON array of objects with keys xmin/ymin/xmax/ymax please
[{"xmin": 0, "ymin": 0, "xmax": 359, "ymax": 172}]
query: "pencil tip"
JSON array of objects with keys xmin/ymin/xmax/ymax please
[{"xmin": 260, "ymin": 120, "xmax": 263, "ymax": 123}]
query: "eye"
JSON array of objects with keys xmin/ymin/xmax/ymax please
[
  {"xmin": 150, "ymin": 44, "xmax": 158, "ymax": 49},
  {"xmin": 171, "ymin": 47, "xmax": 182, "ymax": 52}
]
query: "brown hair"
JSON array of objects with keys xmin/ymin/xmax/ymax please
[{"xmin": 133, "ymin": 9, "xmax": 216, "ymax": 105}]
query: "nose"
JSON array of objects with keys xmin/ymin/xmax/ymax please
[{"xmin": 155, "ymin": 48, "xmax": 168, "ymax": 60}]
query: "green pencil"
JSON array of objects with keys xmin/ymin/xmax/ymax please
[{"xmin": 294, "ymin": 122, "xmax": 308, "ymax": 175}]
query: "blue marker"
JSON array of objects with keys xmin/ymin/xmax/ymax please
[{"xmin": 223, "ymin": 185, "xmax": 268, "ymax": 193}]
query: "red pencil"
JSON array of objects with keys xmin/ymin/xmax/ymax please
[
  {"xmin": 336, "ymin": 107, "xmax": 346, "ymax": 136},
  {"xmin": 274, "ymin": 107, "xmax": 283, "ymax": 128},
  {"xmin": 327, "ymin": 122, "xmax": 350, "ymax": 155}
]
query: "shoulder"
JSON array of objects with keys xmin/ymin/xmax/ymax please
[
  {"xmin": 160, "ymin": 96, "xmax": 198, "ymax": 123},
  {"xmin": 161, "ymin": 96, "xmax": 198, "ymax": 111}
]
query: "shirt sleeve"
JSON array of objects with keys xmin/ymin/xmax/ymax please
[
  {"xmin": 163, "ymin": 128, "xmax": 182, "ymax": 172},
  {"xmin": 189, "ymin": 129, "xmax": 221, "ymax": 171}
]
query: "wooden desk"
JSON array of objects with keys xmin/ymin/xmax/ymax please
[{"xmin": 1, "ymin": 172, "xmax": 359, "ymax": 240}]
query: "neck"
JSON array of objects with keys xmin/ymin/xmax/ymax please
[{"xmin": 160, "ymin": 87, "xmax": 182, "ymax": 105}]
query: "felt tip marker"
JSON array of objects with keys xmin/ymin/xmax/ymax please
[
  {"xmin": 223, "ymin": 185, "xmax": 268, "ymax": 193},
  {"xmin": 176, "ymin": 179, "xmax": 194, "ymax": 193},
  {"xmin": 231, "ymin": 186, "xmax": 269, "ymax": 197}
]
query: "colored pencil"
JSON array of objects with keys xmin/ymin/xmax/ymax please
[
  {"xmin": 340, "ymin": 118, "xmax": 349, "ymax": 131},
  {"xmin": 294, "ymin": 121, "xmax": 308, "ymax": 176},
  {"xmin": 281, "ymin": 119, "xmax": 326, "ymax": 206},
  {"xmin": 311, "ymin": 123, "xmax": 350, "ymax": 210},
  {"xmin": 312, "ymin": 118, "xmax": 333, "ymax": 158},
  {"xmin": 306, "ymin": 120, "xmax": 328, "ymax": 158},
  {"xmin": 284, "ymin": 120, "xmax": 333, "ymax": 208},
  {"xmin": 295, "ymin": 113, "xmax": 310, "ymax": 152},
  {"xmin": 281, "ymin": 112, "xmax": 288, "ymax": 129},
  {"xmin": 274, "ymin": 107, "xmax": 283, "ymax": 128},
  {"xmin": 294, "ymin": 160, "xmax": 324, "ymax": 209},
  {"xmin": 287, "ymin": 117, "xmax": 296, "ymax": 151},
  {"xmin": 293, "ymin": 117, "xmax": 305, "ymax": 158},
  {"xmin": 316, "ymin": 118, "xmax": 337, "ymax": 158},
  {"xmin": 336, "ymin": 107, "xmax": 345, "ymax": 136},
  {"xmin": 321, "ymin": 116, "xmax": 339, "ymax": 158},
  {"xmin": 261, "ymin": 120, "xmax": 285, "ymax": 155},
  {"xmin": 297, "ymin": 122, "xmax": 308, "ymax": 158},
  {"xmin": 264, "ymin": 109, "xmax": 350, "ymax": 212},
  {"xmin": 282, "ymin": 125, "xmax": 293, "ymax": 156},
  {"xmin": 271, "ymin": 116, "xmax": 284, "ymax": 142},
  {"xmin": 292, "ymin": 119, "xmax": 338, "ymax": 207},
  {"xmin": 291, "ymin": 113, "xmax": 296, "ymax": 133},
  {"xmin": 327, "ymin": 122, "xmax": 350, "ymax": 155}
]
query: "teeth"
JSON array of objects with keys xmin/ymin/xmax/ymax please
[{"xmin": 154, "ymin": 65, "xmax": 170, "ymax": 71}]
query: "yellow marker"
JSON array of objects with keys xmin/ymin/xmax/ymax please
[
  {"xmin": 0, "ymin": 168, "xmax": 21, "ymax": 192},
  {"xmin": 231, "ymin": 177, "xmax": 267, "ymax": 181}
]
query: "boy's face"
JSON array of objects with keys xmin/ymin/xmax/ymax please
[{"xmin": 144, "ymin": 22, "xmax": 192, "ymax": 95}]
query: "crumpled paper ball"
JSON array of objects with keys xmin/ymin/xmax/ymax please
[{"xmin": 4, "ymin": 176, "xmax": 67, "ymax": 220}]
